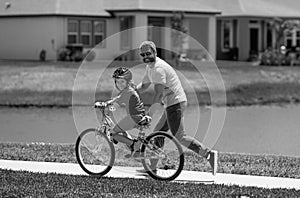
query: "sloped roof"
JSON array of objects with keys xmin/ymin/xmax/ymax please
[
  {"xmin": 0, "ymin": 0, "xmax": 109, "ymax": 17},
  {"xmin": 104, "ymin": 0, "xmax": 221, "ymax": 14},
  {"xmin": 0, "ymin": 0, "xmax": 300, "ymax": 18},
  {"xmin": 208, "ymin": 0, "xmax": 300, "ymax": 18}
]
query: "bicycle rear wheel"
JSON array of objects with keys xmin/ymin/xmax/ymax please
[
  {"xmin": 75, "ymin": 128, "xmax": 115, "ymax": 177},
  {"xmin": 141, "ymin": 131, "xmax": 184, "ymax": 181}
]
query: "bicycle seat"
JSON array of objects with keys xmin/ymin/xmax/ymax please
[{"xmin": 137, "ymin": 115, "xmax": 152, "ymax": 126}]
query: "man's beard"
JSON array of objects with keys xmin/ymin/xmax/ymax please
[{"xmin": 143, "ymin": 57, "xmax": 155, "ymax": 63}]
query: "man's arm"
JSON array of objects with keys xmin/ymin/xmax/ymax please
[
  {"xmin": 136, "ymin": 82, "xmax": 151, "ymax": 93},
  {"xmin": 137, "ymin": 71, "xmax": 151, "ymax": 93}
]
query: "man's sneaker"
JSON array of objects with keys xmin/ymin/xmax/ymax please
[
  {"xmin": 105, "ymin": 131, "xmax": 113, "ymax": 142},
  {"xmin": 207, "ymin": 150, "xmax": 218, "ymax": 176}
]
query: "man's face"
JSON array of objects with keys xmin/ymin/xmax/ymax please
[{"xmin": 140, "ymin": 46, "xmax": 156, "ymax": 63}]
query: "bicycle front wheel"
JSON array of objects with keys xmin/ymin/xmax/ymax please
[
  {"xmin": 75, "ymin": 128, "xmax": 115, "ymax": 177},
  {"xmin": 141, "ymin": 131, "xmax": 184, "ymax": 181}
]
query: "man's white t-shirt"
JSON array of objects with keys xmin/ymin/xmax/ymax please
[{"xmin": 142, "ymin": 57, "xmax": 187, "ymax": 107}]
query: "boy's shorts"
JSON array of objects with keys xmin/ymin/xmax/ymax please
[{"xmin": 113, "ymin": 114, "xmax": 144, "ymax": 133}]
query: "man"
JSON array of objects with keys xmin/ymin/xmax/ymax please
[{"xmin": 137, "ymin": 41, "xmax": 218, "ymax": 175}]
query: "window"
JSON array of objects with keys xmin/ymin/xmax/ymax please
[
  {"xmin": 68, "ymin": 20, "xmax": 79, "ymax": 44},
  {"xmin": 285, "ymin": 30, "xmax": 293, "ymax": 48},
  {"xmin": 80, "ymin": 20, "xmax": 92, "ymax": 46},
  {"xmin": 94, "ymin": 21, "xmax": 105, "ymax": 47},
  {"xmin": 284, "ymin": 29, "xmax": 300, "ymax": 48},
  {"xmin": 67, "ymin": 19, "xmax": 106, "ymax": 47},
  {"xmin": 120, "ymin": 16, "xmax": 132, "ymax": 50},
  {"xmin": 296, "ymin": 30, "xmax": 300, "ymax": 47},
  {"xmin": 221, "ymin": 20, "xmax": 233, "ymax": 51}
]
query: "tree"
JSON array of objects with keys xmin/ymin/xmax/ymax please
[
  {"xmin": 268, "ymin": 17, "xmax": 300, "ymax": 50},
  {"xmin": 171, "ymin": 11, "xmax": 188, "ymax": 65}
]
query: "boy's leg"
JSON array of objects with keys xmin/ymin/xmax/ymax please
[{"xmin": 112, "ymin": 116, "xmax": 136, "ymax": 146}]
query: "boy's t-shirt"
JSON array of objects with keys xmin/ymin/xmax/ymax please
[{"xmin": 115, "ymin": 86, "xmax": 145, "ymax": 116}]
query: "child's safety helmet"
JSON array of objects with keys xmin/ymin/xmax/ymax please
[{"xmin": 112, "ymin": 67, "xmax": 132, "ymax": 82}]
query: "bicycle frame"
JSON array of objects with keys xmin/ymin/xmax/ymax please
[
  {"xmin": 97, "ymin": 105, "xmax": 114, "ymax": 133},
  {"xmin": 97, "ymin": 105, "xmax": 150, "ymax": 139}
]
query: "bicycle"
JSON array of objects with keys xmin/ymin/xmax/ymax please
[{"xmin": 75, "ymin": 103, "xmax": 184, "ymax": 181}]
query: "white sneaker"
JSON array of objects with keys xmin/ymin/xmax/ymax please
[
  {"xmin": 106, "ymin": 131, "xmax": 113, "ymax": 142},
  {"xmin": 207, "ymin": 150, "xmax": 218, "ymax": 176}
]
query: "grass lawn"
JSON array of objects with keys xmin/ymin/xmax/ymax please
[
  {"xmin": 1, "ymin": 59, "xmax": 300, "ymax": 107},
  {"xmin": 1, "ymin": 142, "xmax": 300, "ymax": 197}
]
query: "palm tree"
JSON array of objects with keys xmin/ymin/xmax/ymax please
[
  {"xmin": 268, "ymin": 17, "xmax": 300, "ymax": 50},
  {"xmin": 171, "ymin": 11, "xmax": 188, "ymax": 66}
]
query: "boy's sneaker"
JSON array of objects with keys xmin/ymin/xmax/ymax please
[
  {"xmin": 124, "ymin": 140, "xmax": 142, "ymax": 158},
  {"xmin": 124, "ymin": 150, "xmax": 142, "ymax": 159},
  {"xmin": 112, "ymin": 139, "xmax": 118, "ymax": 144},
  {"xmin": 207, "ymin": 150, "xmax": 218, "ymax": 176}
]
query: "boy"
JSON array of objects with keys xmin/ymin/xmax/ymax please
[{"xmin": 95, "ymin": 67, "xmax": 146, "ymax": 154}]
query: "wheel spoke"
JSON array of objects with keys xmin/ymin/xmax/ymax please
[
  {"xmin": 141, "ymin": 132, "xmax": 184, "ymax": 181},
  {"xmin": 75, "ymin": 128, "xmax": 115, "ymax": 176}
]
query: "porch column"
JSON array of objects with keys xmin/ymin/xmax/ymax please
[
  {"xmin": 207, "ymin": 16, "xmax": 216, "ymax": 61},
  {"xmin": 133, "ymin": 13, "xmax": 148, "ymax": 49}
]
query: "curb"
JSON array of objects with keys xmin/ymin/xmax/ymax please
[{"xmin": 0, "ymin": 159, "xmax": 300, "ymax": 190}]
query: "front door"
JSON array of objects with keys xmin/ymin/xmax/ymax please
[{"xmin": 249, "ymin": 27, "xmax": 259, "ymax": 56}]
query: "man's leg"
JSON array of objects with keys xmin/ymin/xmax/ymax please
[
  {"xmin": 166, "ymin": 102, "xmax": 218, "ymax": 175},
  {"xmin": 165, "ymin": 102, "xmax": 209, "ymax": 156}
]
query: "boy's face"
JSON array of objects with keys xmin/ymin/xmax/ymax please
[{"xmin": 115, "ymin": 78, "xmax": 128, "ymax": 91}]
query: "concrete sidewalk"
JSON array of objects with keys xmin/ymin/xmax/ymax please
[{"xmin": 1, "ymin": 159, "xmax": 299, "ymax": 190}]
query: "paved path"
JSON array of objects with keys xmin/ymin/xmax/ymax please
[{"xmin": 1, "ymin": 159, "xmax": 300, "ymax": 190}]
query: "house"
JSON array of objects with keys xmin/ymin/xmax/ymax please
[
  {"xmin": 0, "ymin": 0, "xmax": 300, "ymax": 61},
  {"xmin": 209, "ymin": 0, "xmax": 300, "ymax": 61}
]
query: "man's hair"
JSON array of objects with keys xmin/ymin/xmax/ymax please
[{"xmin": 139, "ymin": 41, "xmax": 157, "ymax": 53}]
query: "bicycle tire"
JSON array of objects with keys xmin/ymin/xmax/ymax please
[
  {"xmin": 75, "ymin": 128, "xmax": 115, "ymax": 177},
  {"xmin": 140, "ymin": 131, "xmax": 184, "ymax": 181}
]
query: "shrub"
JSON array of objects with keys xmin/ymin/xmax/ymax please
[
  {"xmin": 260, "ymin": 48, "xmax": 287, "ymax": 66},
  {"xmin": 58, "ymin": 48, "xmax": 71, "ymax": 61}
]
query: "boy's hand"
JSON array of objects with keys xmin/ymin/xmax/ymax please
[{"xmin": 94, "ymin": 101, "xmax": 107, "ymax": 108}]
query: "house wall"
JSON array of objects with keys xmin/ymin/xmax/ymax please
[
  {"xmin": 0, "ymin": 16, "xmax": 129, "ymax": 61},
  {"xmin": 0, "ymin": 16, "xmax": 63, "ymax": 60},
  {"xmin": 0, "ymin": 14, "xmax": 217, "ymax": 62},
  {"xmin": 186, "ymin": 17, "xmax": 212, "ymax": 60},
  {"xmin": 91, "ymin": 18, "xmax": 124, "ymax": 61},
  {"xmin": 188, "ymin": 17, "xmax": 208, "ymax": 49},
  {"xmin": 216, "ymin": 20, "xmax": 223, "ymax": 60},
  {"xmin": 238, "ymin": 18, "xmax": 250, "ymax": 61}
]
